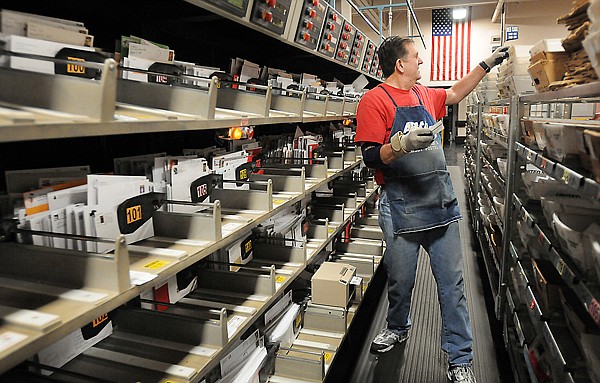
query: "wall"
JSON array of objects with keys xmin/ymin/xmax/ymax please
[{"xmin": 352, "ymin": 0, "xmax": 573, "ymax": 119}]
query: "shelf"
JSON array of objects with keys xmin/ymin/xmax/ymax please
[
  {"xmin": 513, "ymin": 196, "xmax": 600, "ymax": 330},
  {"xmin": 520, "ymin": 81, "xmax": 600, "ymax": 103},
  {"xmin": 484, "ymin": 99, "xmax": 511, "ymax": 105},
  {"xmin": 482, "ymin": 128, "xmax": 508, "ymax": 149},
  {"xmin": 516, "ymin": 143, "xmax": 600, "ymax": 202},
  {"xmin": 0, "ymin": 65, "xmax": 358, "ymax": 144},
  {"xmin": 0, "ymin": 156, "xmax": 373, "ymax": 375},
  {"xmin": 521, "ymin": 117, "xmax": 600, "ymax": 132}
]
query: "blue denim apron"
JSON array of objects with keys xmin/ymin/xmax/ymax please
[{"xmin": 380, "ymin": 86, "xmax": 461, "ymax": 234}]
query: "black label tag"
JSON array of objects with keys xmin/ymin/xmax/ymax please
[
  {"xmin": 148, "ymin": 62, "xmax": 184, "ymax": 85},
  {"xmin": 236, "ymin": 162, "xmax": 254, "ymax": 182},
  {"xmin": 240, "ymin": 234, "xmax": 253, "ymax": 261},
  {"xmin": 54, "ymin": 48, "xmax": 105, "ymax": 79},
  {"xmin": 80, "ymin": 312, "xmax": 112, "ymax": 340},
  {"xmin": 190, "ymin": 174, "xmax": 223, "ymax": 203},
  {"xmin": 116, "ymin": 192, "xmax": 165, "ymax": 235}
]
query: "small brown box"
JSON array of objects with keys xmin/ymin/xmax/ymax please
[
  {"xmin": 529, "ymin": 50, "xmax": 568, "ymax": 65},
  {"xmin": 528, "ymin": 59, "xmax": 568, "ymax": 91},
  {"xmin": 311, "ymin": 262, "xmax": 356, "ymax": 308}
]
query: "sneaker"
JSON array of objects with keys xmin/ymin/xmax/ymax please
[
  {"xmin": 370, "ymin": 328, "xmax": 409, "ymax": 353},
  {"xmin": 447, "ymin": 364, "xmax": 476, "ymax": 383}
]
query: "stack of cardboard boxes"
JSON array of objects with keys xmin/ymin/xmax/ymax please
[
  {"xmin": 548, "ymin": 0, "xmax": 598, "ymax": 90},
  {"xmin": 527, "ymin": 39, "xmax": 569, "ymax": 92}
]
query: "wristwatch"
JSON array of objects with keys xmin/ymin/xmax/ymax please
[{"xmin": 479, "ymin": 61, "xmax": 491, "ymax": 73}]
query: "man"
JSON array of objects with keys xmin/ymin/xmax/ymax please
[{"xmin": 355, "ymin": 36, "xmax": 508, "ymax": 383}]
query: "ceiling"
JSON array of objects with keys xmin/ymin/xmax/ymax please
[{"xmin": 350, "ymin": 0, "xmax": 539, "ymax": 30}]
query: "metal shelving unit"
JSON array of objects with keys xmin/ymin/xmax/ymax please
[
  {"xmin": 467, "ymin": 85, "xmax": 600, "ymax": 383},
  {"xmin": 0, "ymin": 1, "xmax": 389, "ymax": 381}
]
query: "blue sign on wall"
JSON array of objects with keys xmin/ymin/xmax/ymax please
[{"xmin": 506, "ymin": 26, "xmax": 519, "ymax": 41}]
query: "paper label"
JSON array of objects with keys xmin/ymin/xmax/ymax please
[
  {"xmin": 0, "ymin": 331, "xmax": 28, "ymax": 352},
  {"xmin": 227, "ymin": 315, "xmax": 247, "ymax": 338},
  {"xmin": 144, "ymin": 260, "xmax": 171, "ymax": 270},
  {"xmin": 129, "ymin": 270, "xmax": 158, "ymax": 285},
  {"xmin": 222, "ymin": 222, "xmax": 243, "ymax": 236},
  {"xmin": 4, "ymin": 310, "xmax": 60, "ymax": 330},
  {"xmin": 59, "ymin": 289, "xmax": 108, "ymax": 303}
]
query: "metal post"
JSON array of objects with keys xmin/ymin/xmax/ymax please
[
  {"xmin": 474, "ymin": 102, "xmax": 484, "ymax": 235},
  {"xmin": 406, "ymin": 0, "xmax": 411, "ymax": 37},
  {"xmin": 500, "ymin": 3, "xmax": 506, "ymax": 45},
  {"xmin": 496, "ymin": 95, "xmax": 520, "ymax": 320}
]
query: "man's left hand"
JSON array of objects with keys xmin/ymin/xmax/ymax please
[{"xmin": 483, "ymin": 46, "xmax": 510, "ymax": 69}]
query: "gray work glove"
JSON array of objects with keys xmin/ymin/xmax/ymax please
[
  {"xmin": 390, "ymin": 128, "xmax": 434, "ymax": 157},
  {"xmin": 483, "ymin": 46, "xmax": 510, "ymax": 69}
]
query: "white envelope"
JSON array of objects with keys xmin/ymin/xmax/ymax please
[
  {"xmin": 152, "ymin": 156, "xmax": 197, "ymax": 184},
  {"xmin": 65, "ymin": 203, "xmax": 85, "ymax": 250},
  {"xmin": 71, "ymin": 204, "xmax": 87, "ymax": 251},
  {"xmin": 170, "ymin": 158, "xmax": 209, "ymax": 201},
  {"xmin": 86, "ymin": 174, "xmax": 148, "ymax": 206},
  {"xmin": 94, "ymin": 179, "xmax": 152, "ymax": 206},
  {"xmin": 25, "ymin": 211, "xmax": 53, "ymax": 247},
  {"xmin": 50, "ymin": 208, "xmax": 67, "ymax": 249},
  {"xmin": 90, "ymin": 204, "xmax": 155, "ymax": 254},
  {"xmin": 48, "ymin": 184, "xmax": 87, "ymax": 211},
  {"xmin": 82, "ymin": 206, "xmax": 97, "ymax": 253}
]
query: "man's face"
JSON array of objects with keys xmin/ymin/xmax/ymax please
[{"xmin": 399, "ymin": 43, "xmax": 423, "ymax": 80}]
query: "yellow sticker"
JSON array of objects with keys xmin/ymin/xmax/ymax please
[
  {"xmin": 273, "ymin": 199, "xmax": 286, "ymax": 205},
  {"xmin": 561, "ymin": 171, "xmax": 570, "ymax": 184},
  {"xmin": 328, "ymin": 228, "xmax": 334, "ymax": 234},
  {"xmin": 144, "ymin": 260, "xmax": 171, "ymax": 270},
  {"xmin": 276, "ymin": 275, "xmax": 287, "ymax": 283},
  {"xmin": 324, "ymin": 352, "xmax": 332, "ymax": 362}
]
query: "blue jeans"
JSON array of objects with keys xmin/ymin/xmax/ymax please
[{"xmin": 378, "ymin": 189, "xmax": 473, "ymax": 366}]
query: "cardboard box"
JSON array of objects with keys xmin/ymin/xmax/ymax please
[
  {"xmin": 529, "ymin": 50, "xmax": 568, "ymax": 66},
  {"xmin": 311, "ymin": 262, "xmax": 356, "ymax": 307},
  {"xmin": 528, "ymin": 59, "xmax": 567, "ymax": 91}
]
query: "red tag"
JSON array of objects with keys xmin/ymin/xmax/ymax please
[{"xmin": 589, "ymin": 298, "xmax": 600, "ymax": 324}]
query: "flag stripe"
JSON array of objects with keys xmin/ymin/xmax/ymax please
[
  {"xmin": 431, "ymin": 7, "xmax": 471, "ymax": 81},
  {"xmin": 442, "ymin": 36, "xmax": 446, "ymax": 80},
  {"xmin": 449, "ymin": 34, "xmax": 453, "ymax": 81},
  {"xmin": 467, "ymin": 15, "xmax": 472, "ymax": 72},
  {"xmin": 458, "ymin": 23, "xmax": 465, "ymax": 77},
  {"xmin": 454, "ymin": 22, "xmax": 458, "ymax": 80}
]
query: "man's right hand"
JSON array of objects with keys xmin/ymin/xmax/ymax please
[{"xmin": 390, "ymin": 128, "xmax": 434, "ymax": 156}]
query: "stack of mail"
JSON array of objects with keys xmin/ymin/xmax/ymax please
[{"xmin": 497, "ymin": 45, "xmax": 535, "ymax": 98}]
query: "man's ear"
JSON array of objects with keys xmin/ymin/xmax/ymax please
[{"xmin": 396, "ymin": 59, "xmax": 404, "ymax": 74}]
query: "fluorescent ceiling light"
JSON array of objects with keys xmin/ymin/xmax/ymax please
[{"xmin": 453, "ymin": 8, "xmax": 467, "ymax": 20}]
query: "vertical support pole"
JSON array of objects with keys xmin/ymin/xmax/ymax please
[
  {"xmin": 496, "ymin": 95, "xmax": 520, "ymax": 320},
  {"xmin": 474, "ymin": 102, "xmax": 484, "ymax": 235},
  {"xmin": 500, "ymin": 3, "xmax": 506, "ymax": 45},
  {"xmin": 379, "ymin": 7, "xmax": 384, "ymax": 44},
  {"xmin": 406, "ymin": 0, "xmax": 412, "ymax": 36}
]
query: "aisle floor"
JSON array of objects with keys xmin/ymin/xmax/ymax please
[{"xmin": 347, "ymin": 148, "xmax": 502, "ymax": 383}]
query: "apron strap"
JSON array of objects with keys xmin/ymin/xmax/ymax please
[
  {"xmin": 378, "ymin": 85, "xmax": 398, "ymax": 108},
  {"xmin": 378, "ymin": 85, "xmax": 424, "ymax": 107}
]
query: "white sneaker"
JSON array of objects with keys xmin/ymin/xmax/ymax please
[
  {"xmin": 447, "ymin": 364, "xmax": 477, "ymax": 383},
  {"xmin": 369, "ymin": 328, "xmax": 409, "ymax": 353}
]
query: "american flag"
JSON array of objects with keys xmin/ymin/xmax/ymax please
[{"xmin": 431, "ymin": 7, "xmax": 471, "ymax": 81}]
